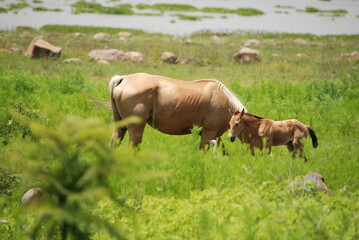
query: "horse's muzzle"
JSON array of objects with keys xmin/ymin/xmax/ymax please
[{"xmin": 229, "ymin": 135, "xmax": 236, "ymax": 142}]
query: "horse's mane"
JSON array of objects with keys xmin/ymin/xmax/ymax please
[{"xmin": 195, "ymin": 79, "xmax": 246, "ymax": 112}]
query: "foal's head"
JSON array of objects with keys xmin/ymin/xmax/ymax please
[{"xmin": 229, "ymin": 109, "xmax": 245, "ymax": 142}]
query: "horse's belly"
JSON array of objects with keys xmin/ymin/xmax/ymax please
[{"xmin": 148, "ymin": 116, "xmax": 201, "ymax": 135}]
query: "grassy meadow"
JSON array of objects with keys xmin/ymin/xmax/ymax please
[{"xmin": 0, "ymin": 25, "xmax": 358, "ymax": 239}]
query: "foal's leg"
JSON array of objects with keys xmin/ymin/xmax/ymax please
[
  {"xmin": 293, "ymin": 139, "xmax": 307, "ymax": 162},
  {"xmin": 216, "ymin": 137, "xmax": 228, "ymax": 155}
]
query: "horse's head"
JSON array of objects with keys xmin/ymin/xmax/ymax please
[{"xmin": 229, "ymin": 108, "xmax": 245, "ymax": 142}]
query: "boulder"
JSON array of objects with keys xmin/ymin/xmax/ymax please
[
  {"xmin": 161, "ymin": 52, "xmax": 178, "ymax": 63},
  {"xmin": 233, "ymin": 47, "xmax": 260, "ymax": 64},
  {"xmin": 125, "ymin": 51, "xmax": 146, "ymax": 63},
  {"xmin": 289, "ymin": 172, "xmax": 333, "ymax": 195},
  {"xmin": 24, "ymin": 37, "xmax": 62, "ymax": 58},
  {"xmin": 93, "ymin": 33, "xmax": 111, "ymax": 39},
  {"xmin": 88, "ymin": 49, "xmax": 126, "ymax": 61},
  {"xmin": 118, "ymin": 31, "xmax": 132, "ymax": 38},
  {"xmin": 244, "ymin": 39, "xmax": 260, "ymax": 47}
]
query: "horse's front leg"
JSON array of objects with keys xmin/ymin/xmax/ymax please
[{"xmin": 200, "ymin": 130, "xmax": 217, "ymax": 150}]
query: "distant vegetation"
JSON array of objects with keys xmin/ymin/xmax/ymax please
[
  {"xmin": 71, "ymin": 1, "xmax": 134, "ymax": 15},
  {"xmin": 33, "ymin": 7, "xmax": 63, "ymax": 12},
  {"xmin": 303, "ymin": 6, "xmax": 348, "ymax": 17},
  {"xmin": 69, "ymin": 2, "xmax": 265, "ymax": 17}
]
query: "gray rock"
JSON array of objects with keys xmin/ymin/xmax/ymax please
[
  {"xmin": 21, "ymin": 188, "xmax": 43, "ymax": 206},
  {"xmin": 118, "ymin": 31, "xmax": 132, "ymax": 38},
  {"xmin": 161, "ymin": 52, "xmax": 178, "ymax": 63},
  {"xmin": 233, "ymin": 47, "xmax": 260, "ymax": 64},
  {"xmin": 125, "ymin": 51, "xmax": 146, "ymax": 63},
  {"xmin": 289, "ymin": 172, "xmax": 333, "ymax": 195},
  {"xmin": 244, "ymin": 39, "xmax": 260, "ymax": 47},
  {"xmin": 88, "ymin": 49, "xmax": 126, "ymax": 61},
  {"xmin": 93, "ymin": 33, "xmax": 111, "ymax": 39}
]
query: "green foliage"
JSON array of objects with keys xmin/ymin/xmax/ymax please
[{"xmin": 150, "ymin": 3, "xmax": 199, "ymax": 12}]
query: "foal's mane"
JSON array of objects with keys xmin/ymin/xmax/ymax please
[
  {"xmin": 195, "ymin": 79, "xmax": 246, "ymax": 112},
  {"xmin": 244, "ymin": 113, "xmax": 265, "ymax": 120}
]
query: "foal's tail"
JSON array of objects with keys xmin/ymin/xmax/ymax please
[{"xmin": 306, "ymin": 126, "xmax": 318, "ymax": 148}]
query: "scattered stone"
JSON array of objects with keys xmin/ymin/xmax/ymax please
[
  {"xmin": 97, "ymin": 60, "xmax": 110, "ymax": 65},
  {"xmin": 21, "ymin": 188, "xmax": 44, "ymax": 206},
  {"xmin": 73, "ymin": 32, "xmax": 83, "ymax": 37},
  {"xmin": 88, "ymin": 49, "xmax": 126, "ymax": 61},
  {"xmin": 0, "ymin": 219, "xmax": 9, "ymax": 224},
  {"xmin": 295, "ymin": 38, "xmax": 308, "ymax": 44},
  {"xmin": 296, "ymin": 53, "xmax": 308, "ymax": 58},
  {"xmin": 271, "ymin": 53, "xmax": 280, "ymax": 57},
  {"xmin": 24, "ymin": 37, "xmax": 62, "ymax": 58},
  {"xmin": 118, "ymin": 31, "xmax": 132, "ymax": 38},
  {"xmin": 244, "ymin": 39, "xmax": 260, "ymax": 47},
  {"xmin": 63, "ymin": 58, "xmax": 82, "ymax": 63},
  {"xmin": 211, "ymin": 35, "xmax": 223, "ymax": 42},
  {"xmin": 339, "ymin": 51, "xmax": 359, "ymax": 60},
  {"xmin": 93, "ymin": 33, "xmax": 111, "ymax": 39},
  {"xmin": 233, "ymin": 47, "xmax": 260, "ymax": 64},
  {"xmin": 1, "ymin": 47, "xmax": 22, "ymax": 54},
  {"xmin": 161, "ymin": 52, "xmax": 178, "ymax": 63},
  {"xmin": 179, "ymin": 57, "xmax": 192, "ymax": 65},
  {"xmin": 289, "ymin": 172, "xmax": 333, "ymax": 195},
  {"xmin": 185, "ymin": 39, "xmax": 192, "ymax": 45},
  {"xmin": 125, "ymin": 51, "xmax": 146, "ymax": 63}
]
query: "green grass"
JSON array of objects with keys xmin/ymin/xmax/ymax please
[{"xmin": 0, "ymin": 25, "xmax": 358, "ymax": 239}]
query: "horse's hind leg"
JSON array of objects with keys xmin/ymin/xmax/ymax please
[
  {"xmin": 110, "ymin": 127, "xmax": 127, "ymax": 147},
  {"xmin": 127, "ymin": 122, "xmax": 147, "ymax": 148}
]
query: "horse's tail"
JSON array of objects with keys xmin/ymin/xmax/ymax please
[
  {"xmin": 306, "ymin": 126, "xmax": 318, "ymax": 148},
  {"xmin": 109, "ymin": 75, "xmax": 124, "ymax": 122}
]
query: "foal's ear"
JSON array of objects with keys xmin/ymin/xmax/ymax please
[{"xmin": 240, "ymin": 108, "xmax": 245, "ymax": 117}]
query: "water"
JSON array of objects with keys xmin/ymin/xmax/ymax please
[{"xmin": 0, "ymin": 0, "xmax": 358, "ymax": 36}]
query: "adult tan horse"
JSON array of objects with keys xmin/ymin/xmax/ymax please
[
  {"xmin": 228, "ymin": 109, "xmax": 318, "ymax": 161},
  {"xmin": 109, "ymin": 73, "xmax": 246, "ymax": 149}
]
